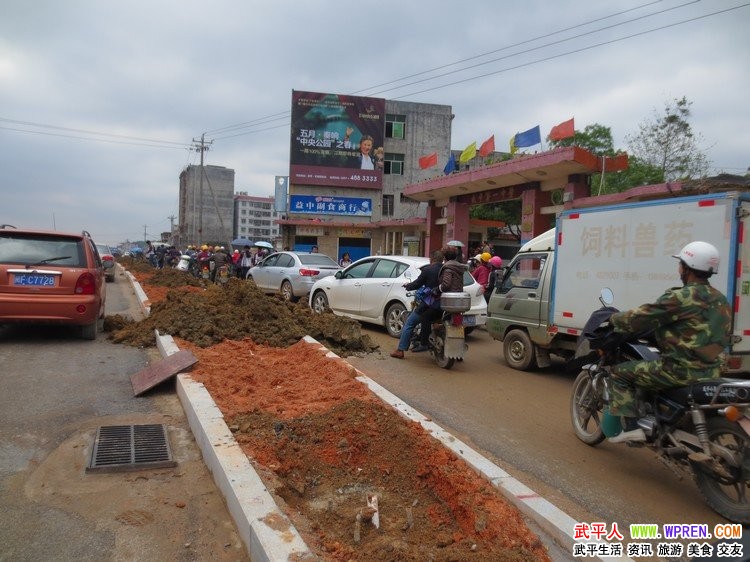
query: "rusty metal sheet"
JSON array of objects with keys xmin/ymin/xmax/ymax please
[{"xmin": 130, "ymin": 350, "xmax": 197, "ymax": 396}]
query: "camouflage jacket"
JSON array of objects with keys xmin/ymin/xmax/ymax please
[{"xmin": 610, "ymin": 281, "xmax": 731, "ymax": 376}]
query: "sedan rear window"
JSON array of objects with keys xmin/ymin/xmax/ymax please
[
  {"xmin": 0, "ymin": 234, "xmax": 85, "ymax": 267},
  {"xmin": 298, "ymin": 254, "xmax": 339, "ymax": 267}
]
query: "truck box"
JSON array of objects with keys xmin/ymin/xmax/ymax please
[{"xmin": 487, "ymin": 191, "xmax": 750, "ymax": 373}]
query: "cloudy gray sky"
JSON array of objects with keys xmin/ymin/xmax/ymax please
[{"xmin": 2, "ymin": 0, "xmax": 748, "ymax": 246}]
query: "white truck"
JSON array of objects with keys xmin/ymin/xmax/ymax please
[{"xmin": 487, "ymin": 191, "xmax": 750, "ymax": 374}]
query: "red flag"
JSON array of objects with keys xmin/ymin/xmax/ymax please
[
  {"xmin": 549, "ymin": 118, "xmax": 575, "ymax": 141},
  {"xmin": 478, "ymin": 135, "xmax": 495, "ymax": 157},
  {"xmin": 418, "ymin": 152, "xmax": 438, "ymax": 169}
]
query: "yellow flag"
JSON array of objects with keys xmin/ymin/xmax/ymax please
[
  {"xmin": 509, "ymin": 135, "xmax": 518, "ymax": 155},
  {"xmin": 459, "ymin": 141, "xmax": 477, "ymax": 164}
]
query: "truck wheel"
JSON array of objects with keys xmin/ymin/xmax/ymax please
[{"xmin": 503, "ymin": 329, "xmax": 537, "ymax": 370}]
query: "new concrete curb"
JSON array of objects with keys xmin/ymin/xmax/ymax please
[{"xmin": 125, "ymin": 272, "xmax": 631, "ymax": 562}]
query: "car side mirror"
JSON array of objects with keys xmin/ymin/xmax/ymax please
[{"xmin": 335, "ymin": 270, "xmax": 343, "ymax": 279}]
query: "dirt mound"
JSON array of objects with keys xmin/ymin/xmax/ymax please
[
  {"xmin": 109, "ymin": 273, "xmax": 378, "ymax": 357},
  {"xmin": 183, "ymin": 338, "xmax": 551, "ymax": 562}
]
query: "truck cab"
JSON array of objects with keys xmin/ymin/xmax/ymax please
[{"xmin": 486, "ymin": 229, "xmax": 568, "ymax": 370}]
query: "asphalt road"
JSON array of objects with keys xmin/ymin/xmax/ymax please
[
  {"xmin": 0, "ymin": 267, "xmax": 248, "ymax": 562},
  {"xmin": 346, "ymin": 324, "xmax": 731, "ymax": 547}
]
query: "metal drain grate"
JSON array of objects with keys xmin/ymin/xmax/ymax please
[{"xmin": 87, "ymin": 424, "xmax": 176, "ymax": 473}]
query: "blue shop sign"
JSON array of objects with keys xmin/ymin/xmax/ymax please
[{"xmin": 290, "ymin": 195, "xmax": 372, "ymax": 217}]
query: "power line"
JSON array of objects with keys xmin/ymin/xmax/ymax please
[
  {"xmin": 0, "ymin": 117, "xmax": 190, "ymax": 148},
  {"xmin": 0, "ymin": 126, "xmax": 191, "ymax": 150},
  {"xmin": 207, "ymin": 2, "xmax": 746, "ymax": 141}
]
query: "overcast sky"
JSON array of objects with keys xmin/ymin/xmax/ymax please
[{"xmin": 2, "ymin": 0, "xmax": 748, "ymax": 246}]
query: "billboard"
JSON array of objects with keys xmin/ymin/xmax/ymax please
[
  {"xmin": 290, "ymin": 90, "xmax": 385, "ymax": 189},
  {"xmin": 274, "ymin": 176, "xmax": 288, "ymax": 213},
  {"xmin": 290, "ymin": 195, "xmax": 372, "ymax": 217}
]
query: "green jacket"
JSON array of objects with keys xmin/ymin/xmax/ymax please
[{"xmin": 610, "ymin": 281, "xmax": 731, "ymax": 377}]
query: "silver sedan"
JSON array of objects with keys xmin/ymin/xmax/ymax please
[{"xmin": 246, "ymin": 251, "xmax": 340, "ymax": 301}]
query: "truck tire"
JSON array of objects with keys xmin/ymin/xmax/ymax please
[{"xmin": 503, "ymin": 329, "xmax": 536, "ymax": 370}]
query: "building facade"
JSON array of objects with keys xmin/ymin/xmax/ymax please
[
  {"xmin": 279, "ymin": 95, "xmax": 453, "ymax": 262},
  {"xmin": 234, "ymin": 193, "xmax": 281, "ymax": 247},
  {"xmin": 178, "ymin": 164, "xmax": 235, "ymax": 247}
]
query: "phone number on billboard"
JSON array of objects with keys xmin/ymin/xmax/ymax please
[{"xmin": 349, "ymin": 174, "xmax": 379, "ymax": 183}]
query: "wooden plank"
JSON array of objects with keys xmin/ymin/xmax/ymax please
[{"xmin": 130, "ymin": 350, "xmax": 197, "ymax": 396}]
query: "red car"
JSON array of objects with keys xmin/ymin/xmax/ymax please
[{"xmin": 0, "ymin": 226, "xmax": 106, "ymax": 339}]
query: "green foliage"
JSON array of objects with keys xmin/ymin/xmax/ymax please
[{"xmin": 548, "ymin": 123, "xmax": 615, "ymax": 156}]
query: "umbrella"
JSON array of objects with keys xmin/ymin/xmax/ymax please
[
  {"xmin": 231, "ymin": 237, "xmax": 253, "ymax": 247},
  {"xmin": 130, "ymin": 246, "xmax": 144, "ymax": 254},
  {"xmin": 447, "ymin": 240, "xmax": 464, "ymax": 247},
  {"xmin": 253, "ymin": 241, "xmax": 273, "ymax": 249}
]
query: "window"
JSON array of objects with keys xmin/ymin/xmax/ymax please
[
  {"xmin": 386, "ymin": 114, "xmax": 406, "ymax": 139},
  {"xmin": 382, "ymin": 194, "xmax": 394, "ymax": 217},
  {"xmin": 384, "ymin": 153, "xmax": 404, "ymax": 175},
  {"xmin": 501, "ymin": 255, "xmax": 546, "ymax": 294},
  {"xmin": 343, "ymin": 260, "xmax": 374, "ymax": 279}
]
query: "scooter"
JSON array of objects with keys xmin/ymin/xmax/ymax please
[{"xmin": 405, "ymin": 290, "xmax": 470, "ymax": 370}]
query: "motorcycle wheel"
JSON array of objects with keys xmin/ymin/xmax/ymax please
[
  {"xmin": 431, "ymin": 332, "xmax": 455, "ymax": 370},
  {"xmin": 570, "ymin": 370, "xmax": 606, "ymax": 445},
  {"xmin": 692, "ymin": 417, "xmax": 750, "ymax": 523}
]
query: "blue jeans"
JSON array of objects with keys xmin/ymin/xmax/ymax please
[{"xmin": 397, "ymin": 307, "xmax": 424, "ymax": 351}]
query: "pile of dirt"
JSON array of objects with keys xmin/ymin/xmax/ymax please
[
  {"xmin": 109, "ymin": 268, "xmax": 378, "ymax": 357},
  {"xmin": 180, "ymin": 337, "xmax": 551, "ymax": 562}
]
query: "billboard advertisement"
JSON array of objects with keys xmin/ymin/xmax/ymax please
[
  {"xmin": 274, "ymin": 175, "xmax": 288, "ymax": 213},
  {"xmin": 290, "ymin": 195, "xmax": 372, "ymax": 217},
  {"xmin": 289, "ymin": 90, "xmax": 385, "ymax": 189}
]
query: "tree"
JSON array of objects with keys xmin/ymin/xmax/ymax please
[
  {"xmin": 548, "ymin": 123, "xmax": 615, "ymax": 156},
  {"xmin": 625, "ymin": 96, "xmax": 709, "ymax": 181}
]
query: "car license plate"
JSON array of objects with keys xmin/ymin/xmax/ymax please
[
  {"xmin": 463, "ymin": 315, "xmax": 476, "ymax": 326},
  {"xmin": 13, "ymin": 274, "xmax": 55, "ymax": 287}
]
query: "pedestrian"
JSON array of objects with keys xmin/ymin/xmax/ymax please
[
  {"xmin": 239, "ymin": 246, "xmax": 253, "ymax": 279},
  {"xmin": 339, "ymin": 252, "xmax": 352, "ymax": 268},
  {"xmin": 472, "ymin": 252, "xmax": 492, "ymax": 295},
  {"xmin": 485, "ymin": 256, "xmax": 503, "ymax": 303}
]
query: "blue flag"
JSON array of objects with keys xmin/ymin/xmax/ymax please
[
  {"xmin": 513, "ymin": 126, "xmax": 541, "ymax": 148},
  {"xmin": 443, "ymin": 153, "xmax": 456, "ymax": 175}
]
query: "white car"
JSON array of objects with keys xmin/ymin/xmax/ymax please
[{"xmin": 308, "ymin": 255, "xmax": 487, "ymax": 338}]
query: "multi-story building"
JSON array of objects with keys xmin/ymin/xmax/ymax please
[
  {"xmin": 178, "ymin": 164, "xmax": 235, "ymax": 247},
  {"xmin": 278, "ymin": 91, "xmax": 453, "ymax": 262},
  {"xmin": 234, "ymin": 193, "xmax": 280, "ymax": 248}
]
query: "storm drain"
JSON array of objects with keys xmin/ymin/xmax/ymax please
[{"xmin": 86, "ymin": 424, "xmax": 176, "ymax": 473}]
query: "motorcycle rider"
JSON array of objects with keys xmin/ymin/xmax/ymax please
[
  {"xmin": 390, "ymin": 250, "xmax": 444, "ymax": 359},
  {"xmin": 471, "ymin": 252, "xmax": 492, "ymax": 296},
  {"xmin": 416, "ymin": 245, "xmax": 467, "ymax": 340},
  {"xmin": 606, "ymin": 241, "xmax": 731, "ymax": 443},
  {"xmin": 210, "ymin": 246, "xmax": 231, "ymax": 282},
  {"xmin": 485, "ymin": 256, "xmax": 504, "ymax": 303}
]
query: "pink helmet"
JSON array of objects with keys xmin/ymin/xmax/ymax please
[{"xmin": 489, "ymin": 256, "xmax": 503, "ymax": 268}]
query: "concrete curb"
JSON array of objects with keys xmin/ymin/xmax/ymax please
[{"xmin": 126, "ymin": 272, "xmax": 631, "ymax": 562}]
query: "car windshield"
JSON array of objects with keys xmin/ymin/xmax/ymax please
[
  {"xmin": 0, "ymin": 234, "xmax": 85, "ymax": 267},
  {"xmin": 298, "ymin": 254, "xmax": 338, "ymax": 267}
]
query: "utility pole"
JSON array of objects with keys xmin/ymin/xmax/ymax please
[
  {"xmin": 191, "ymin": 134, "xmax": 213, "ymax": 242},
  {"xmin": 167, "ymin": 215, "xmax": 176, "ymax": 244},
  {"xmin": 143, "ymin": 224, "xmax": 148, "ymax": 242}
]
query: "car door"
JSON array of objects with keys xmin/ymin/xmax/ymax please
[
  {"xmin": 253, "ymin": 253, "xmax": 280, "ymax": 291},
  {"xmin": 327, "ymin": 259, "xmax": 375, "ymax": 316},
  {"xmin": 358, "ymin": 258, "xmax": 407, "ymax": 319},
  {"xmin": 272, "ymin": 252, "xmax": 295, "ymax": 290}
]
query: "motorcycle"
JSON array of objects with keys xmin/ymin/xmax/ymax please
[
  {"xmin": 570, "ymin": 288, "xmax": 750, "ymax": 523},
  {"xmin": 405, "ymin": 289, "xmax": 470, "ymax": 370}
]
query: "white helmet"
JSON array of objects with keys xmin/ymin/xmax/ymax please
[{"xmin": 673, "ymin": 241, "xmax": 720, "ymax": 274}]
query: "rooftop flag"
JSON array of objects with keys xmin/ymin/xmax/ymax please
[
  {"xmin": 443, "ymin": 152, "xmax": 456, "ymax": 175},
  {"xmin": 548, "ymin": 118, "xmax": 575, "ymax": 141},
  {"xmin": 419, "ymin": 152, "xmax": 438, "ymax": 169},
  {"xmin": 509, "ymin": 134, "xmax": 517, "ymax": 155},
  {"xmin": 513, "ymin": 126, "xmax": 541, "ymax": 148},
  {"xmin": 479, "ymin": 135, "xmax": 495, "ymax": 157},
  {"xmin": 459, "ymin": 141, "xmax": 477, "ymax": 164}
]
